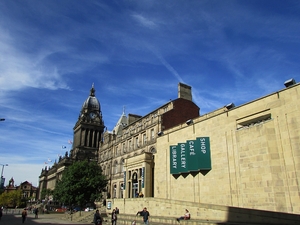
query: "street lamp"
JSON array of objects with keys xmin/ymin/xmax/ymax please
[{"xmin": 1, "ymin": 164, "xmax": 8, "ymax": 188}]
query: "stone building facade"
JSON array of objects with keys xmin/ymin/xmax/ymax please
[
  {"xmin": 99, "ymin": 83, "xmax": 199, "ymax": 199},
  {"xmin": 38, "ymin": 80, "xmax": 300, "ymax": 216},
  {"xmin": 38, "ymin": 84, "xmax": 105, "ymax": 197},
  {"xmin": 5, "ymin": 178, "xmax": 38, "ymax": 201}
]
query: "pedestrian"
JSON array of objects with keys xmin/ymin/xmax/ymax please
[
  {"xmin": 21, "ymin": 208, "xmax": 27, "ymax": 223},
  {"xmin": 111, "ymin": 208, "xmax": 117, "ymax": 225},
  {"xmin": 136, "ymin": 207, "xmax": 144, "ymax": 216},
  {"xmin": 176, "ymin": 209, "xmax": 190, "ymax": 222},
  {"xmin": 141, "ymin": 207, "xmax": 150, "ymax": 225},
  {"xmin": 34, "ymin": 207, "xmax": 39, "ymax": 218},
  {"xmin": 94, "ymin": 209, "xmax": 102, "ymax": 225},
  {"xmin": 0, "ymin": 207, "xmax": 2, "ymax": 221},
  {"xmin": 115, "ymin": 207, "xmax": 119, "ymax": 214}
]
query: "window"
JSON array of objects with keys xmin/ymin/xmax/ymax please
[
  {"xmin": 107, "ymin": 165, "xmax": 111, "ymax": 175},
  {"xmin": 128, "ymin": 140, "xmax": 132, "ymax": 151},
  {"xmin": 143, "ymin": 133, "xmax": 147, "ymax": 144},
  {"xmin": 103, "ymin": 166, "xmax": 106, "ymax": 175},
  {"xmin": 121, "ymin": 159, "xmax": 125, "ymax": 172},
  {"xmin": 136, "ymin": 137, "xmax": 139, "ymax": 148},
  {"xmin": 114, "ymin": 161, "xmax": 118, "ymax": 174},
  {"xmin": 113, "ymin": 184, "xmax": 117, "ymax": 198},
  {"xmin": 237, "ymin": 109, "xmax": 271, "ymax": 130},
  {"xmin": 151, "ymin": 129, "xmax": 154, "ymax": 140}
]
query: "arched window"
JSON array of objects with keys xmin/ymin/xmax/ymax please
[
  {"xmin": 120, "ymin": 183, "xmax": 124, "ymax": 198},
  {"xmin": 113, "ymin": 184, "xmax": 117, "ymax": 198}
]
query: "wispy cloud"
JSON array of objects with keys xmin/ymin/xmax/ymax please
[
  {"xmin": 0, "ymin": 0, "xmax": 299, "ymax": 186},
  {"xmin": 132, "ymin": 14, "xmax": 158, "ymax": 29}
]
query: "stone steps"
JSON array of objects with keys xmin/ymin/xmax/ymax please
[{"xmin": 64, "ymin": 212, "xmax": 268, "ymax": 225}]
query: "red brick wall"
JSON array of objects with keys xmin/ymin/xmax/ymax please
[{"xmin": 161, "ymin": 98, "xmax": 199, "ymax": 130}]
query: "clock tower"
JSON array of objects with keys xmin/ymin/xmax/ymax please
[{"xmin": 70, "ymin": 84, "xmax": 105, "ymax": 162}]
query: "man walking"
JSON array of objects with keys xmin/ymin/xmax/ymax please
[
  {"xmin": 34, "ymin": 207, "xmax": 39, "ymax": 218},
  {"xmin": 142, "ymin": 207, "xmax": 150, "ymax": 225},
  {"xmin": 21, "ymin": 208, "xmax": 27, "ymax": 223}
]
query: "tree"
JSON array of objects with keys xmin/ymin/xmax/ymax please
[
  {"xmin": 53, "ymin": 160, "xmax": 107, "ymax": 209},
  {"xmin": 0, "ymin": 190, "xmax": 22, "ymax": 208},
  {"xmin": 40, "ymin": 188, "xmax": 53, "ymax": 200}
]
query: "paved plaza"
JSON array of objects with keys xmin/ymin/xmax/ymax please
[{"xmin": 0, "ymin": 213, "xmax": 92, "ymax": 225}]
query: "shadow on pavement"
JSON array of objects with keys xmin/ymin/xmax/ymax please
[{"xmin": 0, "ymin": 213, "xmax": 92, "ymax": 225}]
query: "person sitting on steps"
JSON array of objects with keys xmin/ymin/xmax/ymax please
[{"xmin": 176, "ymin": 209, "xmax": 190, "ymax": 222}]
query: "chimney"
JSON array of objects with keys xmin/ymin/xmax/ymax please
[{"xmin": 178, "ymin": 83, "xmax": 192, "ymax": 101}]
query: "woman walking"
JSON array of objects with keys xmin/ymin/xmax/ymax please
[{"xmin": 111, "ymin": 208, "xmax": 117, "ymax": 225}]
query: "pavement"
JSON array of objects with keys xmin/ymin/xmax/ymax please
[{"xmin": 0, "ymin": 213, "xmax": 93, "ymax": 225}]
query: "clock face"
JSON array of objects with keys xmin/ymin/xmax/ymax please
[{"xmin": 89, "ymin": 112, "xmax": 97, "ymax": 119}]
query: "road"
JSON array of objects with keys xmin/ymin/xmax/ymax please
[{"xmin": 0, "ymin": 213, "xmax": 92, "ymax": 225}]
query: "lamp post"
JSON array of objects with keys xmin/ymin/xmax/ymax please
[{"xmin": 1, "ymin": 164, "xmax": 8, "ymax": 188}]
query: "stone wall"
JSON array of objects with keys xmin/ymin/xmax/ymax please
[{"xmin": 154, "ymin": 83, "xmax": 300, "ymax": 214}]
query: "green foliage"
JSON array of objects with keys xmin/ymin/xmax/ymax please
[
  {"xmin": 40, "ymin": 188, "xmax": 53, "ymax": 200},
  {"xmin": 0, "ymin": 190, "xmax": 22, "ymax": 207},
  {"xmin": 53, "ymin": 160, "xmax": 107, "ymax": 207}
]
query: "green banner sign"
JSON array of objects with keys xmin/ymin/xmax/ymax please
[
  {"xmin": 178, "ymin": 143, "xmax": 189, "ymax": 173},
  {"xmin": 123, "ymin": 171, "xmax": 126, "ymax": 190},
  {"xmin": 170, "ymin": 145, "xmax": 179, "ymax": 174},
  {"xmin": 196, "ymin": 137, "xmax": 211, "ymax": 170},
  {"xmin": 170, "ymin": 137, "xmax": 211, "ymax": 175},
  {"xmin": 141, "ymin": 167, "xmax": 145, "ymax": 188},
  {"xmin": 186, "ymin": 140, "xmax": 198, "ymax": 172}
]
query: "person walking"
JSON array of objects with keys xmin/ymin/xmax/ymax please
[
  {"xmin": 34, "ymin": 207, "xmax": 39, "ymax": 218},
  {"xmin": 111, "ymin": 208, "xmax": 117, "ymax": 225},
  {"xmin": 21, "ymin": 208, "xmax": 27, "ymax": 223},
  {"xmin": 94, "ymin": 209, "xmax": 102, "ymax": 225},
  {"xmin": 142, "ymin": 207, "xmax": 150, "ymax": 225}
]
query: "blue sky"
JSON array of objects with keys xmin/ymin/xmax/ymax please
[{"xmin": 0, "ymin": 0, "xmax": 299, "ymax": 187}]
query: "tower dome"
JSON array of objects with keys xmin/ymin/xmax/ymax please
[{"xmin": 81, "ymin": 84, "xmax": 101, "ymax": 112}]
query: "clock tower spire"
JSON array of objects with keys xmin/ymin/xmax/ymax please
[{"xmin": 70, "ymin": 84, "xmax": 105, "ymax": 162}]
